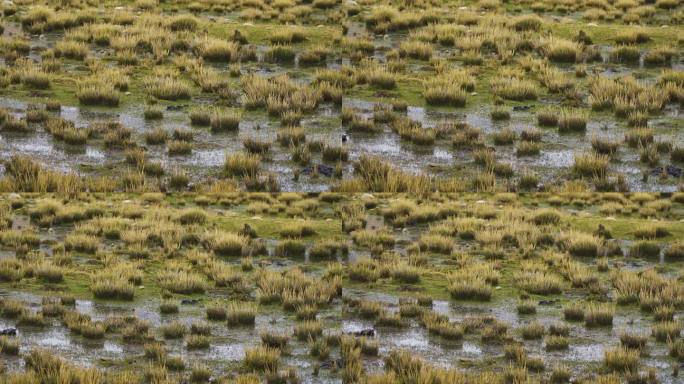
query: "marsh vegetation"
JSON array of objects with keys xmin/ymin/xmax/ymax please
[
  {"xmin": 0, "ymin": 192, "xmax": 683, "ymax": 382},
  {"xmin": 0, "ymin": 0, "xmax": 682, "ymax": 193}
]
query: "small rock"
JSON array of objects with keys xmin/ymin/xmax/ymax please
[
  {"xmin": 0, "ymin": 328, "xmax": 17, "ymax": 336},
  {"xmin": 348, "ymin": 329, "xmax": 375, "ymax": 337}
]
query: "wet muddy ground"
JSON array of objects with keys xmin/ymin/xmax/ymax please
[
  {"xmin": 1, "ymin": 194, "xmax": 684, "ymax": 381},
  {"xmin": 1, "ymin": 12, "xmax": 683, "ymax": 192}
]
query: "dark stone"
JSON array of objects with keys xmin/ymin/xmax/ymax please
[
  {"xmin": 538, "ymin": 300, "xmax": 558, "ymax": 306},
  {"xmin": 651, "ymin": 165, "xmax": 682, "ymax": 178},
  {"xmin": 319, "ymin": 359, "xmax": 344, "ymax": 369},
  {"xmin": 0, "ymin": 328, "xmax": 17, "ymax": 336},
  {"xmin": 348, "ymin": 328, "xmax": 375, "ymax": 337},
  {"xmin": 512, "ymin": 105, "xmax": 532, "ymax": 111},
  {"xmin": 181, "ymin": 299, "xmax": 199, "ymax": 305},
  {"xmin": 302, "ymin": 164, "xmax": 334, "ymax": 177}
]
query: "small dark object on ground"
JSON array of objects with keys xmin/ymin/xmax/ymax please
[
  {"xmin": 320, "ymin": 359, "xmax": 344, "ymax": 369},
  {"xmin": 513, "ymin": 105, "xmax": 532, "ymax": 111},
  {"xmin": 651, "ymin": 166, "xmax": 682, "ymax": 178},
  {"xmin": 348, "ymin": 329, "xmax": 375, "ymax": 337},
  {"xmin": 239, "ymin": 223, "xmax": 257, "ymax": 238},
  {"xmin": 538, "ymin": 300, "xmax": 558, "ymax": 306},
  {"xmin": 0, "ymin": 328, "xmax": 17, "ymax": 336},
  {"xmin": 302, "ymin": 164, "xmax": 334, "ymax": 177},
  {"xmin": 595, "ymin": 224, "xmax": 612, "ymax": 239}
]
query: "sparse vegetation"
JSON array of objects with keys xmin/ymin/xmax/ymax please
[{"xmin": 0, "ymin": 0, "xmax": 681, "ymax": 379}]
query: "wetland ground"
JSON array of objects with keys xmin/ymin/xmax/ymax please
[
  {"xmin": 0, "ymin": 0, "xmax": 682, "ymax": 193},
  {"xmin": 0, "ymin": 192, "xmax": 684, "ymax": 383}
]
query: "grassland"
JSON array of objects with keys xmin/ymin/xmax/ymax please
[
  {"xmin": 0, "ymin": 0, "xmax": 682, "ymax": 193},
  {"xmin": 0, "ymin": 192, "xmax": 684, "ymax": 383}
]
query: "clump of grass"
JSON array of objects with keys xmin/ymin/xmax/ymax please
[
  {"xmin": 620, "ymin": 331, "xmax": 648, "ymax": 349},
  {"xmin": 210, "ymin": 109, "xmax": 241, "ymax": 132},
  {"xmin": 91, "ymin": 279, "xmax": 135, "ymax": 300},
  {"xmin": 572, "ymin": 153, "xmax": 609, "ymax": 179},
  {"xmin": 309, "ymin": 239, "xmax": 349, "ymax": 260},
  {"xmin": 664, "ymin": 242, "xmax": 684, "ymax": 261},
  {"xmin": 550, "ymin": 365, "xmax": 571, "ymax": 383},
  {"xmin": 186, "ymin": 335, "xmax": 210, "ymax": 349},
  {"xmin": 18, "ymin": 311, "xmax": 46, "ymax": 326},
  {"xmin": 564, "ymin": 303, "xmax": 584, "ymax": 322},
  {"xmin": 584, "ymin": 303, "xmax": 614, "ymax": 327},
  {"xmin": 146, "ymin": 76, "xmax": 192, "ymax": 100},
  {"xmin": 261, "ymin": 331, "xmax": 289, "ymax": 349},
  {"xmin": 669, "ymin": 339, "xmax": 684, "ymax": 361},
  {"xmin": 55, "ymin": 41, "xmax": 89, "ymax": 60},
  {"xmin": 517, "ymin": 300, "xmax": 536, "ymax": 315},
  {"xmin": 35, "ymin": 263, "xmax": 63, "ymax": 283},
  {"xmin": 537, "ymin": 108, "xmax": 558, "ymax": 126},
  {"xmin": 243, "ymin": 138, "xmax": 271, "ymax": 154},
  {"xmin": 591, "ymin": 136, "xmax": 620, "ymax": 156},
  {"xmin": 159, "ymin": 301, "xmax": 179, "ymax": 314},
  {"xmin": 521, "ymin": 321, "xmax": 545, "ymax": 339},
  {"xmin": 367, "ymin": 67, "xmax": 396, "ymax": 90},
  {"xmin": 280, "ymin": 222, "xmax": 316, "ymax": 238},
  {"xmin": 541, "ymin": 37, "xmax": 581, "ymax": 62},
  {"xmin": 145, "ymin": 127, "xmax": 168, "ymax": 145},
  {"xmin": 629, "ymin": 240, "xmax": 660, "ymax": 258},
  {"xmin": 532, "ymin": 209, "xmax": 561, "ymax": 225},
  {"xmin": 424, "ymin": 82, "xmax": 466, "ymax": 107},
  {"xmin": 77, "ymin": 80, "xmax": 119, "ymax": 106},
  {"xmin": 223, "ymin": 152, "xmax": 260, "ymax": 178},
  {"xmin": 168, "ymin": 140, "xmax": 192, "ymax": 156},
  {"xmin": 1, "ymin": 299, "xmax": 27, "ymax": 318},
  {"xmin": 274, "ymin": 239, "xmax": 306, "ymax": 258},
  {"xmin": 265, "ymin": 45, "xmax": 296, "ymax": 63},
  {"xmin": 322, "ymin": 144, "xmax": 349, "ymax": 162},
  {"xmin": 143, "ymin": 105, "xmax": 164, "ymax": 120},
  {"xmin": 161, "ymin": 321, "xmax": 187, "ymax": 339},
  {"xmin": 449, "ymin": 279, "xmax": 491, "ymax": 301},
  {"xmin": 490, "ymin": 106, "xmax": 510, "ymax": 120},
  {"xmin": 604, "ymin": 346, "xmax": 639, "ymax": 372},
  {"xmin": 294, "ymin": 320, "xmax": 323, "ymax": 341},
  {"xmin": 558, "ymin": 109, "xmax": 589, "ymax": 132},
  {"xmin": 226, "ymin": 301, "xmax": 257, "ymax": 326},
  {"xmin": 206, "ymin": 231, "xmax": 248, "ymax": 257},
  {"xmin": 492, "ymin": 77, "xmax": 538, "ymax": 101},
  {"xmin": 277, "ymin": 126, "xmax": 306, "ymax": 146},
  {"xmin": 545, "ymin": 335, "xmax": 569, "ymax": 351},
  {"xmin": 195, "ymin": 37, "xmax": 239, "ymax": 62},
  {"xmin": 206, "ymin": 304, "xmax": 227, "ymax": 321},
  {"xmin": 158, "ymin": 270, "xmax": 208, "ymax": 294},
  {"xmin": 243, "ymin": 346, "xmax": 280, "ymax": 372},
  {"xmin": 0, "ymin": 335, "xmax": 20, "ymax": 355},
  {"xmin": 190, "ymin": 108, "xmax": 211, "ymax": 126},
  {"xmin": 652, "ymin": 321, "xmax": 680, "ymax": 342},
  {"xmin": 610, "ymin": 45, "xmax": 641, "ymax": 63}
]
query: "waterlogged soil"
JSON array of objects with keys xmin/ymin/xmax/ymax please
[
  {"xmin": 2, "ymin": 285, "xmax": 681, "ymax": 383},
  {"xmin": 1, "ymin": 16, "xmax": 683, "ymax": 192},
  {"xmin": 2, "ymin": 196, "xmax": 684, "ymax": 382},
  {"xmin": 2, "ymin": 93, "xmax": 681, "ymax": 192}
]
